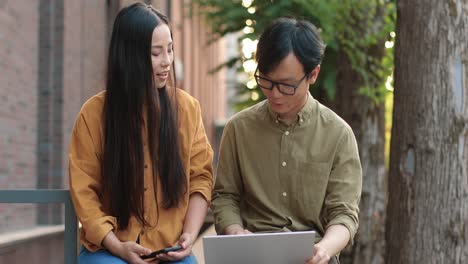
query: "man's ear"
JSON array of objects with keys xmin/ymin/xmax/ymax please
[{"xmin": 308, "ymin": 65, "xmax": 321, "ymax": 85}]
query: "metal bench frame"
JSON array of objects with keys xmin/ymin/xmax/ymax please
[{"xmin": 0, "ymin": 189, "xmax": 78, "ymax": 264}]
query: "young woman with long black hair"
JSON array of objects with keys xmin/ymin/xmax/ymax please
[{"xmin": 69, "ymin": 3, "xmax": 213, "ymax": 264}]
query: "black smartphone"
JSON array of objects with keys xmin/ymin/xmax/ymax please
[{"xmin": 140, "ymin": 245, "xmax": 183, "ymax": 260}]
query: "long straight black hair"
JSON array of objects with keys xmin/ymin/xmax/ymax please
[{"xmin": 102, "ymin": 3, "xmax": 187, "ymax": 230}]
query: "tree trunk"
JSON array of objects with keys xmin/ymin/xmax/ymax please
[
  {"xmin": 332, "ymin": 50, "xmax": 387, "ymax": 264},
  {"xmin": 386, "ymin": 0, "xmax": 468, "ymax": 263}
]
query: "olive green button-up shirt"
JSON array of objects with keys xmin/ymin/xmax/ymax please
[{"xmin": 212, "ymin": 94, "xmax": 362, "ymax": 243}]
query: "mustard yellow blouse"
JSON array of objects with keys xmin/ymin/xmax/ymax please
[{"xmin": 69, "ymin": 89, "xmax": 213, "ymax": 252}]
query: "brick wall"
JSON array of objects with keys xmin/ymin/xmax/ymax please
[
  {"xmin": 0, "ymin": 0, "xmax": 109, "ymax": 232},
  {"xmin": 0, "ymin": 228, "xmax": 64, "ymax": 264},
  {"xmin": 170, "ymin": 0, "xmax": 226, "ymax": 144},
  {"xmin": 0, "ymin": 0, "xmax": 39, "ymax": 232},
  {"xmin": 62, "ymin": 0, "xmax": 108, "ymax": 188},
  {"xmin": 36, "ymin": 0, "xmax": 66, "ymax": 225},
  {"xmin": 0, "ymin": 0, "xmax": 226, "ymax": 235}
]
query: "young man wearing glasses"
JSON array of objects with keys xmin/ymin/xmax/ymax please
[{"xmin": 212, "ymin": 17, "xmax": 362, "ymax": 264}]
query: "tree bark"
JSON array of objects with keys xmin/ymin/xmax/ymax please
[
  {"xmin": 332, "ymin": 50, "xmax": 387, "ymax": 264},
  {"xmin": 386, "ymin": 0, "xmax": 468, "ymax": 263}
]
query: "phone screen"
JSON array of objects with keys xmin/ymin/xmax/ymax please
[{"xmin": 140, "ymin": 245, "xmax": 183, "ymax": 259}]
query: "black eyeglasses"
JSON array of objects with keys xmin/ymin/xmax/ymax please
[{"xmin": 254, "ymin": 68, "xmax": 309, "ymax": 96}]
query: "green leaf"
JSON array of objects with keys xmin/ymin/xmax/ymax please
[{"xmin": 194, "ymin": 0, "xmax": 396, "ymax": 110}]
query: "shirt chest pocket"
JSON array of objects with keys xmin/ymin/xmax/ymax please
[{"xmin": 293, "ymin": 161, "xmax": 330, "ymax": 214}]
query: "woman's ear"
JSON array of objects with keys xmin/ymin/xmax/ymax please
[{"xmin": 308, "ymin": 65, "xmax": 321, "ymax": 85}]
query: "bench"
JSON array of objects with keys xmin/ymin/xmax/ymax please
[
  {"xmin": 0, "ymin": 189, "xmax": 217, "ymax": 263},
  {"xmin": 0, "ymin": 189, "xmax": 78, "ymax": 264}
]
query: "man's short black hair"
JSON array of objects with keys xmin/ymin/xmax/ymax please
[{"xmin": 255, "ymin": 17, "xmax": 326, "ymax": 76}]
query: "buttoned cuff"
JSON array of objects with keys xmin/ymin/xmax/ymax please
[
  {"xmin": 189, "ymin": 180, "xmax": 213, "ymax": 205},
  {"xmin": 189, "ymin": 189, "xmax": 212, "ymax": 204},
  {"xmin": 84, "ymin": 216, "xmax": 117, "ymax": 249}
]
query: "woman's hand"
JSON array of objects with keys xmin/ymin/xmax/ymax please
[
  {"xmin": 156, "ymin": 232, "xmax": 195, "ymax": 261},
  {"xmin": 102, "ymin": 231, "xmax": 156, "ymax": 264},
  {"xmin": 117, "ymin": 241, "xmax": 159, "ymax": 264},
  {"xmin": 305, "ymin": 243, "xmax": 331, "ymax": 264},
  {"xmin": 156, "ymin": 193, "xmax": 209, "ymax": 261}
]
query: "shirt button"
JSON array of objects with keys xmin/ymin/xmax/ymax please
[
  {"xmin": 140, "ymin": 230, "xmax": 145, "ymax": 235},
  {"xmin": 285, "ymin": 131, "xmax": 290, "ymax": 136},
  {"xmin": 282, "ymin": 192, "xmax": 287, "ymax": 197},
  {"xmin": 299, "ymin": 118, "xmax": 304, "ymax": 123},
  {"xmin": 144, "ymin": 164, "xmax": 148, "ymax": 169},
  {"xmin": 275, "ymin": 120, "xmax": 279, "ymax": 124},
  {"xmin": 144, "ymin": 187, "xmax": 148, "ymax": 192},
  {"xmin": 282, "ymin": 161, "xmax": 287, "ymax": 167}
]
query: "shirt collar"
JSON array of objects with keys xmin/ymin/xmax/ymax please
[
  {"xmin": 297, "ymin": 93, "xmax": 315, "ymax": 124},
  {"xmin": 261, "ymin": 93, "xmax": 316, "ymax": 125}
]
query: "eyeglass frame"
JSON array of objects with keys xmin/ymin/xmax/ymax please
[{"xmin": 254, "ymin": 67, "xmax": 310, "ymax": 96}]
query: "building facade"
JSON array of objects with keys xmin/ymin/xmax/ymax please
[{"xmin": 0, "ymin": 0, "xmax": 226, "ymax": 261}]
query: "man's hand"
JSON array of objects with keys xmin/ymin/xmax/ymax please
[
  {"xmin": 224, "ymin": 224, "xmax": 252, "ymax": 235},
  {"xmin": 156, "ymin": 232, "xmax": 195, "ymax": 262},
  {"xmin": 305, "ymin": 243, "xmax": 330, "ymax": 264}
]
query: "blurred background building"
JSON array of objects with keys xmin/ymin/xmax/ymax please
[{"xmin": 0, "ymin": 0, "xmax": 229, "ymax": 262}]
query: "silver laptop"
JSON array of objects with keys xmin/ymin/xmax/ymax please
[{"xmin": 203, "ymin": 231, "xmax": 316, "ymax": 264}]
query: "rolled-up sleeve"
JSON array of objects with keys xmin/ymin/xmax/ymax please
[
  {"xmin": 211, "ymin": 121, "xmax": 244, "ymax": 234},
  {"xmin": 188, "ymin": 102, "xmax": 214, "ymax": 203},
  {"xmin": 69, "ymin": 113, "xmax": 116, "ymax": 250},
  {"xmin": 322, "ymin": 126, "xmax": 362, "ymax": 245}
]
